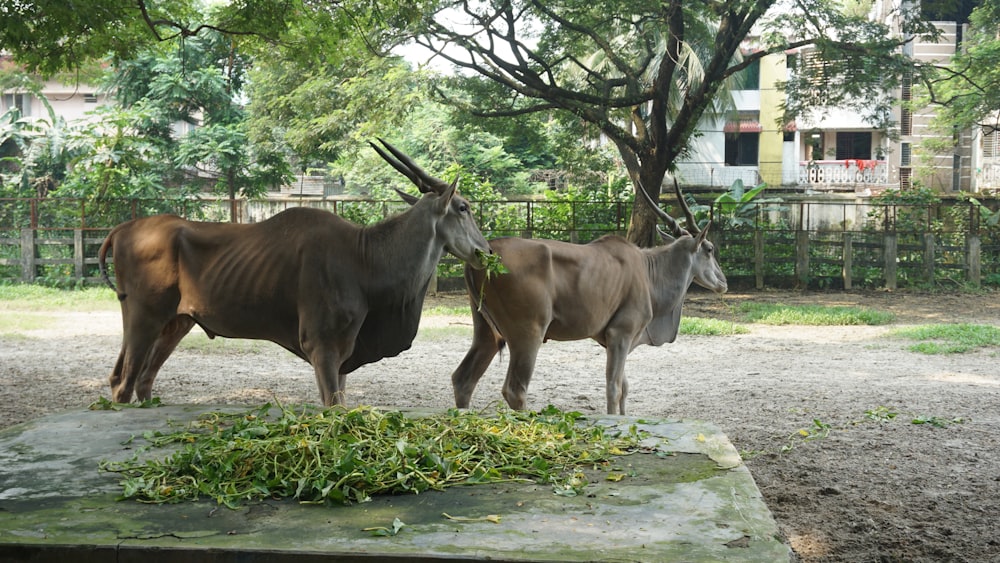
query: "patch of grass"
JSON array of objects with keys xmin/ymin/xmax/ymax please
[
  {"xmin": 679, "ymin": 316, "xmax": 749, "ymax": 336},
  {"xmin": 0, "ymin": 284, "xmax": 118, "ymax": 311},
  {"xmin": 423, "ymin": 305, "xmax": 472, "ymax": 317},
  {"xmin": 177, "ymin": 333, "xmax": 271, "ymax": 355},
  {"xmin": 0, "ymin": 312, "xmax": 55, "ymax": 334},
  {"xmin": 417, "ymin": 325, "xmax": 473, "ymax": 342},
  {"xmin": 734, "ymin": 302, "xmax": 895, "ymax": 326},
  {"xmin": 889, "ymin": 323, "xmax": 1000, "ymax": 354}
]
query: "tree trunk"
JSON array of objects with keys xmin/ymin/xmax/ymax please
[
  {"xmin": 626, "ymin": 201, "xmax": 660, "ymax": 248},
  {"xmin": 622, "ymin": 162, "xmax": 672, "ymax": 249},
  {"xmin": 610, "ymin": 138, "xmax": 669, "ymax": 249},
  {"xmin": 228, "ymin": 168, "xmax": 237, "ymax": 223}
]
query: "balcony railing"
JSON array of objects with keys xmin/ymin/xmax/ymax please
[
  {"xmin": 798, "ymin": 159, "xmax": 890, "ymax": 189},
  {"xmin": 976, "ymin": 160, "xmax": 1000, "ymax": 191}
]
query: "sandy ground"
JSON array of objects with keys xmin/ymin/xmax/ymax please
[{"xmin": 2, "ymin": 289, "xmax": 999, "ymax": 562}]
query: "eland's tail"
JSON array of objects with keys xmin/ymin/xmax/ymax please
[{"xmin": 98, "ymin": 227, "xmax": 124, "ymax": 299}]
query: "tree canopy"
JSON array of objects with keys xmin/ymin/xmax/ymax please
[
  {"xmin": 1, "ymin": 0, "xmax": 983, "ymax": 245},
  {"xmin": 0, "ymin": 0, "xmax": 433, "ymax": 75},
  {"xmin": 0, "ymin": 0, "xmax": 300, "ymax": 75},
  {"xmin": 402, "ymin": 0, "xmax": 940, "ymax": 244},
  {"xmin": 921, "ymin": 0, "xmax": 1000, "ymax": 134}
]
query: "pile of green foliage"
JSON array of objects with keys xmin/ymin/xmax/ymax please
[{"xmin": 98, "ymin": 403, "xmax": 644, "ymax": 508}]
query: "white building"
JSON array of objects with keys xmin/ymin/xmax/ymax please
[
  {"xmin": 672, "ymin": 2, "xmax": 998, "ymax": 194},
  {"xmin": 0, "ymin": 70, "xmax": 108, "ymax": 123}
]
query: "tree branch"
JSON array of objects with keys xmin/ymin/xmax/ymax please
[{"xmin": 136, "ymin": 0, "xmax": 280, "ymax": 43}]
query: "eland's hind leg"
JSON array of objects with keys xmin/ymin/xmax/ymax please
[
  {"xmin": 134, "ymin": 315, "xmax": 196, "ymax": 401},
  {"xmin": 110, "ymin": 297, "xmax": 180, "ymax": 403},
  {"xmin": 108, "ymin": 347, "xmax": 129, "ymax": 400},
  {"xmin": 499, "ymin": 329, "xmax": 545, "ymax": 411},
  {"xmin": 110, "ymin": 328, "xmax": 160, "ymax": 403}
]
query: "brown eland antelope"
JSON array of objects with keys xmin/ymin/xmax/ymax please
[
  {"xmin": 99, "ymin": 140, "xmax": 490, "ymax": 406},
  {"xmin": 452, "ymin": 181, "xmax": 727, "ymax": 414}
]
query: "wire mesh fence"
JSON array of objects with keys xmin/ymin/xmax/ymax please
[{"xmin": 1, "ymin": 197, "xmax": 996, "ymax": 289}]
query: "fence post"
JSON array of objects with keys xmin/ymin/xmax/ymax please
[
  {"xmin": 967, "ymin": 235, "xmax": 981, "ymax": 287},
  {"xmin": 922, "ymin": 233, "xmax": 935, "ymax": 284},
  {"xmin": 20, "ymin": 229, "xmax": 35, "ymax": 283},
  {"xmin": 842, "ymin": 233, "xmax": 853, "ymax": 290},
  {"xmin": 427, "ymin": 271, "xmax": 439, "ymax": 295},
  {"xmin": 570, "ymin": 201, "xmax": 578, "ymax": 243},
  {"xmin": 753, "ymin": 230, "xmax": 764, "ymax": 289},
  {"xmin": 968, "ymin": 204, "xmax": 981, "ymax": 287},
  {"xmin": 522, "ymin": 201, "xmax": 533, "ymax": 239},
  {"xmin": 884, "ymin": 233, "xmax": 897, "ymax": 290},
  {"xmin": 795, "ymin": 229, "xmax": 809, "ymax": 288},
  {"xmin": 74, "ymin": 229, "xmax": 85, "ymax": 279}
]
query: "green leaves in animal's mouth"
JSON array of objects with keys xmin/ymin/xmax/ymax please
[
  {"xmin": 474, "ymin": 249, "xmax": 507, "ymax": 311},
  {"xmin": 476, "ymin": 249, "xmax": 507, "ymax": 279}
]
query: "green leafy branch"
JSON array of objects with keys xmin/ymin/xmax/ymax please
[
  {"xmin": 779, "ymin": 418, "xmax": 832, "ymax": 453},
  {"xmin": 742, "ymin": 405, "xmax": 967, "ymax": 460},
  {"xmin": 864, "ymin": 405, "xmax": 965, "ymax": 428},
  {"xmin": 363, "ymin": 517, "xmax": 406, "ymax": 537}
]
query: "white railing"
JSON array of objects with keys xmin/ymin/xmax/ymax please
[
  {"xmin": 672, "ymin": 164, "xmax": 761, "ymax": 188},
  {"xmin": 798, "ymin": 160, "xmax": 890, "ymax": 187},
  {"xmin": 976, "ymin": 160, "xmax": 1000, "ymax": 191}
]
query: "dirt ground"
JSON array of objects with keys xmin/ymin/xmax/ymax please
[{"xmin": 2, "ymin": 288, "xmax": 999, "ymax": 562}]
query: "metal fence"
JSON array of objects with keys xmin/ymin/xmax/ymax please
[{"xmin": 1, "ymin": 197, "xmax": 996, "ymax": 290}]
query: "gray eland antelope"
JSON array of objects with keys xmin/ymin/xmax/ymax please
[
  {"xmin": 452, "ymin": 181, "xmax": 728, "ymax": 414},
  {"xmin": 98, "ymin": 140, "xmax": 490, "ymax": 407}
]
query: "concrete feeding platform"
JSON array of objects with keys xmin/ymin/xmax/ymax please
[{"xmin": 0, "ymin": 405, "xmax": 790, "ymax": 562}]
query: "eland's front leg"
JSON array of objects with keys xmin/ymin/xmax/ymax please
[
  {"xmin": 302, "ymin": 318, "xmax": 358, "ymax": 407},
  {"xmin": 604, "ymin": 336, "xmax": 632, "ymax": 415}
]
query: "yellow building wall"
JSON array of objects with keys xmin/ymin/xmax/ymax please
[{"xmin": 758, "ymin": 53, "xmax": 786, "ymax": 186}]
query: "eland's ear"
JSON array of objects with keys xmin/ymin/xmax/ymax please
[
  {"xmin": 396, "ymin": 188, "xmax": 420, "ymax": 206},
  {"xmin": 446, "ymin": 176, "xmax": 459, "ymax": 199},
  {"xmin": 696, "ymin": 221, "xmax": 712, "ymax": 244},
  {"xmin": 436, "ymin": 176, "xmax": 459, "ymax": 211}
]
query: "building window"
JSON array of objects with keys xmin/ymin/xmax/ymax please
[
  {"xmin": 835, "ymin": 132, "xmax": 872, "ymax": 160},
  {"xmin": 84, "ymin": 94, "xmax": 98, "ymax": 103},
  {"xmin": 984, "ymin": 128, "xmax": 998, "ymax": 159},
  {"xmin": 921, "ymin": 0, "xmax": 975, "ymax": 23},
  {"xmin": 733, "ymin": 59, "xmax": 760, "ymax": 90},
  {"xmin": 2, "ymin": 93, "xmax": 31, "ymax": 117},
  {"xmin": 725, "ymin": 132, "xmax": 759, "ymax": 166},
  {"xmin": 901, "ymin": 142, "xmax": 912, "ymax": 166},
  {"xmin": 900, "ymin": 69, "xmax": 913, "ymax": 136},
  {"xmin": 806, "ymin": 131, "xmax": 824, "ymax": 160},
  {"xmin": 900, "ymin": 167, "xmax": 912, "ymax": 190}
]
